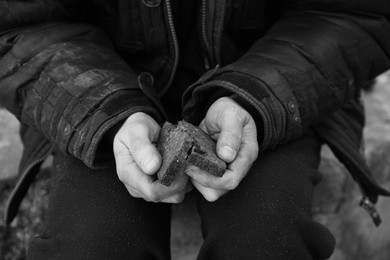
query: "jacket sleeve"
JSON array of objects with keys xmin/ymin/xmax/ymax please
[
  {"xmin": 183, "ymin": 0, "xmax": 390, "ymax": 153},
  {"xmin": 0, "ymin": 1, "xmax": 162, "ymax": 168}
]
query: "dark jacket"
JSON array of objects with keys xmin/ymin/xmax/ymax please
[{"xmin": 2, "ymin": 0, "xmax": 390, "ymax": 225}]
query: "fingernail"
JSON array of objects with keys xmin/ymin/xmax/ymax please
[
  {"xmin": 185, "ymin": 165, "xmax": 198, "ymax": 172},
  {"xmin": 184, "ymin": 168, "xmax": 194, "ymax": 176},
  {"xmin": 143, "ymin": 156, "xmax": 158, "ymax": 173},
  {"xmin": 220, "ymin": 146, "xmax": 236, "ymax": 161}
]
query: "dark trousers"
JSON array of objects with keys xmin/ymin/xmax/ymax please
[{"xmin": 27, "ymin": 133, "xmax": 335, "ymax": 260}]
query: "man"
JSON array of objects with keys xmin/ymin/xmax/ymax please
[{"xmin": 2, "ymin": 0, "xmax": 390, "ymax": 259}]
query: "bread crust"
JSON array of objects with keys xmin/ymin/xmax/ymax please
[{"xmin": 156, "ymin": 121, "xmax": 227, "ymax": 186}]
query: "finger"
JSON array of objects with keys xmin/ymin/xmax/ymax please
[
  {"xmin": 128, "ymin": 112, "xmax": 162, "ymax": 142},
  {"xmin": 141, "ymin": 169, "xmax": 190, "ymax": 203},
  {"xmin": 123, "ymin": 183, "xmax": 143, "ymax": 199},
  {"xmin": 236, "ymin": 119, "xmax": 259, "ymax": 168},
  {"xmin": 217, "ymin": 121, "xmax": 259, "ymax": 189},
  {"xmin": 160, "ymin": 193, "xmax": 186, "ymax": 204},
  {"xmin": 125, "ymin": 121, "xmax": 161, "ymax": 175},
  {"xmin": 199, "ymin": 119, "xmax": 220, "ymax": 140},
  {"xmin": 216, "ymin": 106, "xmax": 247, "ymax": 163},
  {"xmin": 114, "ymin": 140, "xmax": 162, "ymax": 201},
  {"xmin": 185, "ymin": 165, "xmax": 224, "ymax": 189},
  {"xmin": 129, "ymin": 135, "xmax": 161, "ymax": 175},
  {"xmin": 191, "ymin": 178, "xmax": 227, "ymax": 202},
  {"xmin": 185, "ymin": 121, "xmax": 258, "ymax": 191},
  {"xmin": 114, "ymin": 122, "xmax": 190, "ymax": 202},
  {"xmin": 185, "ymin": 165, "xmax": 241, "ymax": 191},
  {"xmin": 113, "ymin": 139, "xmax": 138, "ymax": 191},
  {"xmin": 160, "ymin": 174, "xmax": 192, "ymax": 203},
  {"xmin": 115, "ymin": 141, "xmax": 155, "ymax": 196}
]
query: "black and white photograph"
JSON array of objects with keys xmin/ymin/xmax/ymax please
[{"xmin": 1, "ymin": 1, "xmax": 390, "ymax": 259}]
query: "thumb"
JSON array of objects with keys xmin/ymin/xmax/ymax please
[
  {"xmin": 216, "ymin": 107, "xmax": 246, "ymax": 163},
  {"xmin": 129, "ymin": 135, "xmax": 161, "ymax": 175},
  {"xmin": 117, "ymin": 113, "xmax": 162, "ymax": 175}
]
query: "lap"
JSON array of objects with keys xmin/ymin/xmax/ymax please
[
  {"xmin": 196, "ymin": 133, "xmax": 335, "ymax": 260},
  {"xmin": 27, "ymin": 151, "xmax": 171, "ymax": 260},
  {"xmin": 28, "ymin": 133, "xmax": 335, "ymax": 260}
]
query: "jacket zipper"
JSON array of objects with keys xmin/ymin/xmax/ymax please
[
  {"xmin": 201, "ymin": 0, "xmax": 211, "ymax": 70},
  {"xmin": 159, "ymin": 0, "xmax": 180, "ymax": 96},
  {"xmin": 4, "ymin": 148, "xmax": 52, "ymax": 224},
  {"xmin": 360, "ymin": 196, "xmax": 381, "ymax": 226}
]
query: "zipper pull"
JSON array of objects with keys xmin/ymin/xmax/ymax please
[
  {"xmin": 138, "ymin": 72, "xmax": 169, "ymax": 121},
  {"xmin": 360, "ymin": 196, "xmax": 381, "ymax": 226},
  {"xmin": 204, "ymin": 55, "xmax": 211, "ymax": 71}
]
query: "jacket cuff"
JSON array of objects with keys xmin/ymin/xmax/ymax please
[
  {"xmin": 183, "ymin": 71, "xmax": 301, "ymax": 152},
  {"xmin": 67, "ymin": 90, "xmax": 162, "ymax": 169}
]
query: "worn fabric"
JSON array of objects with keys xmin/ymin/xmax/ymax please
[{"xmin": 28, "ymin": 134, "xmax": 335, "ymax": 260}]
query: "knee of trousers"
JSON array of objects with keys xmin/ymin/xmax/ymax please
[
  {"xmin": 26, "ymin": 153, "xmax": 172, "ymax": 259},
  {"xmin": 198, "ymin": 205, "xmax": 336, "ymax": 260},
  {"xmin": 197, "ymin": 135, "xmax": 335, "ymax": 260},
  {"xmin": 27, "ymin": 202, "xmax": 172, "ymax": 260}
]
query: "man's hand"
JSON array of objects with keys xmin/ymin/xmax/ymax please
[
  {"xmin": 113, "ymin": 112, "xmax": 191, "ymax": 203},
  {"xmin": 185, "ymin": 97, "xmax": 259, "ymax": 202}
]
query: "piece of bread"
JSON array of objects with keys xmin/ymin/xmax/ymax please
[{"xmin": 157, "ymin": 121, "xmax": 227, "ymax": 186}]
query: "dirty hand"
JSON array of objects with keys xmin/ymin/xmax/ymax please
[
  {"xmin": 185, "ymin": 97, "xmax": 259, "ymax": 202},
  {"xmin": 113, "ymin": 112, "xmax": 191, "ymax": 203}
]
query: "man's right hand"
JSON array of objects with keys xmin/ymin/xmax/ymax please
[{"xmin": 113, "ymin": 112, "xmax": 191, "ymax": 203}]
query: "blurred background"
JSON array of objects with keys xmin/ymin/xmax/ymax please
[{"xmin": 1, "ymin": 69, "xmax": 390, "ymax": 260}]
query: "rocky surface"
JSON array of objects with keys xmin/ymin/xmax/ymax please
[
  {"xmin": 0, "ymin": 169, "xmax": 50, "ymax": 260},
  {"xmin": 0, "ymin": 71, "xmax": 390, "ymax": 260}
]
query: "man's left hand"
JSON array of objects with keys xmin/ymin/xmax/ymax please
[{"xmin": 185, "ymin": 97, "xmax": 259, "ymax": 202}]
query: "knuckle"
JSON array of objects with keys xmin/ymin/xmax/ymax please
[
  {"xmin": 200, "ymin": 179, "xmax": 212, "ymax": 188},
  {"xmin": 145, "ymin": 145, "xmax": 158, "ymax": 157},
  {"xmin": 171, "ymin": 194, "xmax": 185, "ymax": 204},
  {"xmin": 128, "ymin": 190, "xmax": 140, "ymax": 198},
  {"xmin": 117, "ymin": 173, "xmax": 125, "ymax": 183},
  {"xmin": 226, "ymin": 178, "xmax": 239, "ymax": 190},
  {"xmin": 219, "ymin": 96, "xmax": 236, "ymax": 106},
  {"xmin": 128, "ymin": 123, "xmax": 147, "ymax": 137},
  {"xmin": 130, "ymin": 140, "xmax": 158, "ymax": 164},
  {"xmin": 227, "ymin": 131, "xmax": 241, "ymax": 143},
  {"xmin": 214, "ymin": 96, "xmax": 230, "ymax": 106},
  {"xmin": 144, "ymin": 189, "xmax": 160, "ymax": 203},
  {"xmin": 205, "ymin": 194, "xmax": 218, "ymax": 202},
  {"xmin": 116, "ymin": 169, "xmax": 127, "ymax": 183},
  {"xmin": 129, "ymin": 112, "xmax": 149, "ymax": 122},
  {"xmin": 133, "ymin": 145, "xmax": 147, "ymax": 159},
  {"xmin": 205, "ymin": 191, "xmax": 219, "ymax": 202},
  {"xmin": 225, "ymin": 105, "xmax": 243, "ymax": 119},
  {"xmin": 150, "ymin": 196, "xmax": 160, "ymax": 203}
]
